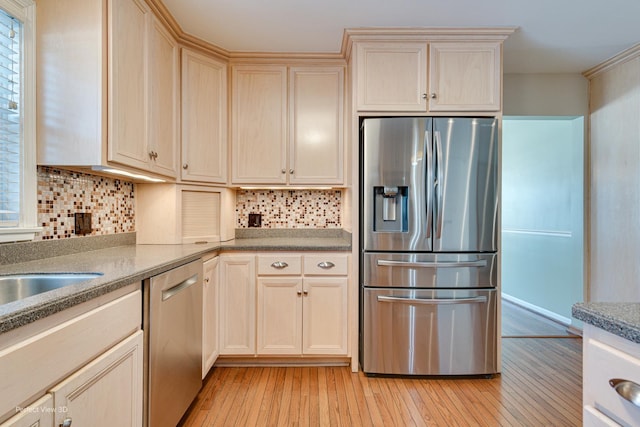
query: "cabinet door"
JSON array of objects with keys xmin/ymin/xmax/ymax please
[
  {"xmin": 50, "ymin": 331, "xmax": 143, "ymax": 427},
  {"xmin": 428, "ymin": 42, "xmax": 501, "ymax": 111},
  {"xmin": 181, "ymin": 50, "xmax": 228, "ymax": 184},
  {"xmin": 355, "ymin": 42, "xmax": 427, "ymax": 111},
  {"xmin": 289, "ymin": 67, "xmax": 344, "ymax": 185},
  {"xmin": 219, "ymin": 254, "xmax": 256, "ymax": 355},
  {"xmin": 202, "ymin": 256, "xmax": 220, "ymax": 377},
  {"xmin": 108, "ymin": 0, "xmax": 149, "ymax": 170},
  {"xmin": 0, "ymin": 394, "xmax": 53, "ymax": 427},
  {"xmin": 231, "ymin": 65, "xmax": 287, "ymax": 184},
  {"xmin": 148, "ymin": 16, "xmax": 178, "ymax": 177},
  {"xmin": 302, "ymin": 278, "xmax": 347, "ymax": 355},
  {"xmin": 257, "ymin": 278, "xmax": 303, "ymax": 354}
]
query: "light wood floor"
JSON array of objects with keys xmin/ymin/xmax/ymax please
[
  {"xmin": 179, "ymin": 338, "xmax": 582, "ymax": 426},
  {"xmin": 501, "ymin": 299, "xmax": 578, "ymax": 338}
]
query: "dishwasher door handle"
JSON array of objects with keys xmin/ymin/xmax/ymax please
[
  {"xmin": 162, "ymin": 274, "xmax": 199, "ymax": 301},
  {"xmin": 377, "ymin": 295, "xmax": 487, "ymax": 305}
]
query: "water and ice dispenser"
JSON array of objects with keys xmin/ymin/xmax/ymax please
[{"xmin": 373, "ymin": 186, "xmax": 408, "ymax": 232}]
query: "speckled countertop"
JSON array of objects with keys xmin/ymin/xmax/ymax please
[
  {"xmin": 0, "ymin": 229, "xmax": 351, "ymax": 335},
  {"xmin": 572, "ymin": 302, "xmax": 640, "ymax": 344}
]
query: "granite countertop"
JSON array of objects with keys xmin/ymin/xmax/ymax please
[
  {"xmin": 572, "ymin": 302, "xmax": 640, "ymax": 344},
  {"xmin": 0, "ymin": 229, "xmax": 352, "ymax": 334}
]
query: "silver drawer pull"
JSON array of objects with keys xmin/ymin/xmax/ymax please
[
  {"xmin": 317, "ymin": 261, "xmax": 335, "ymax": 269},
  {"xmin": 610, "ymin": 378, "xmax": 640, "ymax": 407},
  {"xmin": 271, "ymin": 261, "xmax": 289, "ymax": 269},
  {"xmin": 377, "ymin": 259, "xmax": 487, "ymax": 268},
  {"xmin": 377, "ymin": 296, "xmax": 487, "ymax": 305}
]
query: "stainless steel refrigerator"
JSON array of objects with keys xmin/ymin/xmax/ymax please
[{"xmin": 360, "ymin": 117, "xmax": 498, "ymax": 376}]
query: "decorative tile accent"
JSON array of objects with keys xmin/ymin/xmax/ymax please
[
  {"xmin": 36, "ymin": 167, "xmax": 135, "ymax": 240},
  {"xmin": 236, "ymin": 190, "xmax": 341, "ymax": 229}
]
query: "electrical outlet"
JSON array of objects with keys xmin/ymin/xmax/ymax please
[
  {"xmin": 74, "ymin": 212, "xmax": 92, "ymax": 235},
  {"xmin": 248, "ymin": 213, "xmax": 262, "ymax": 228}
]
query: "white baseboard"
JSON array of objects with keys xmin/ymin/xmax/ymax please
[{"xmin": 501, "ymin": 293, "xmax": 572, "ymax": 326}]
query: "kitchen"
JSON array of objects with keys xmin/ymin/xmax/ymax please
[{"xmin": 3, "ymin": 0, "xmax": 637, "ymax": 426}]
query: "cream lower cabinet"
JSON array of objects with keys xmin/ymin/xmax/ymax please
[
  {"xmin": 583, "ymin": 324, "xmax": 640, "ymax": 426},
  {"xmin": 0, "ymin": 287, "xmax": 142, "ymax": 426},
  {"xmin": 0, "ymin": 395, "xmax": 53, "ymax": 427},
  {"xmin": 256, "ymin": 253, "xmax": 348, "ymax": 356},
  {"xmin": 50, "ymin": 331, "xmax": 143, "ymax": 427},
  {"xmin": 219, "ymin": 254, "xmax": 256, "ymax": 355},
  {"xmin": 203, "ymin": 255, "xmax": 220, "ymax": 377}
]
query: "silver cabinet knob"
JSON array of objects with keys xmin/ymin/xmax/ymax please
[
  {"xmin": 60, "ymin": 418, "xmax": 73, "ymax": 427},
  {"xmin": 422, "ymin": 93, "xmax": 428, "ymax": 99},
  {"xmin": 430, "ymin": 93, "xmax": 437, "ymax": 99},
  {"xmin": 289, "ymin": 169, "xmax": 294, "ymax": 174},
  {"xmin": 317, "ymin": 261, "xmax": 335, "ymax": 269},
  {"xmin": 297, "ymin": 290, "xmax": 302, "ymax": 296},
  {"xmin": 281, "ymin": 169, "xmax": 286, "ymax": 174},
  {"xmin": 205, "ymin": 277, "xmax": 210, "ymax": 283},
  {"xmin": 303, "ymin": 290, "xmax": 308, "ymax": 296},
  {"xmin": 183, "ymin": 163, "xmax": 189, "ymax": 169},
  {"xmin": 271, "ymin": 261, "xmax": 289, "ymax": 269}
]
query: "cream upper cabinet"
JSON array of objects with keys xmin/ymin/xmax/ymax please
[
  {"xmin": 108, "ymin": 0, "xmax": 149, "ymax": 171},
  {"xmin": 36, "ymin": 0, "xmax": 178, "ymax": 179},
  {"xmin": 428, "ymin": 42, "xmax": 501, "ymax": 111},
  {"xmin": 231, "ymin": 65, "xmax": 288, "ymax": 184},
  {"xmin": 147, "ymin": 16, "xmax": 179, "ymax": 177},
  {"xmin": 231, "ymin": 64, "xmax": 345, "ymax": 186},
  {"xmin": 202, "ymin": 255, "xmax": 220, "ymax": 377},
  {"xmin": 354, "ymin": 40, "xmax": 502, "ymax": 112},
  {"xmin": 181, "ymin": 49, "xmax": 228, "ymax": 184},
  {"xmin": 355, "ymin": 42, "xmax": 427, "ymax": 111},
  {"xmin": 289, "ymin": 67, "xmax": 344, "ymax": 185}
]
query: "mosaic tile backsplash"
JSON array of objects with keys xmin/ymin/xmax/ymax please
[
  {"xmin": 36, "ymin": 167, "xmax": 135, "ymax": 240},
  {"xmin": 236, "ymin": 190, "xmax": 341, "ymax": 228}
]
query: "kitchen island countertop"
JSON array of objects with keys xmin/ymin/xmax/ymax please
[{"xmin": 572, "ymin": 302, "xmax": 640, "ymax": 344}]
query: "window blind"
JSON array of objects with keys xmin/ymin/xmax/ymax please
[{"xmin": 0, "ymin": 8, "xmax": 20, "ymax": 227}]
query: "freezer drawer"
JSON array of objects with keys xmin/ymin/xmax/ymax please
[
  {"xmin": 364, "ymin": 252, "xmax": 496, "ymax": 288},
  {"xmin": 362, "ymin": 288, "xmax": 497, "ymax": 375}
]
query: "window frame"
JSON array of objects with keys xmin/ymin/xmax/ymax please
[{"xmin": 0, "ymin": 0, "xmax": 39, "ymax": 243}]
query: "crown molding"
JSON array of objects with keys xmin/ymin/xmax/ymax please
[
  {"xmin": 146, "ymin": 1, "xmax": 515, "ymax": 63},
  {"xmin": 583, "ymin": 43, "xmax": 640, "ymax": 79}
]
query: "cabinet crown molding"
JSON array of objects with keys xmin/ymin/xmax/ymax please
[{"xmin": 583, "ymin": 42, "xmax": 640, "ymax": 79}]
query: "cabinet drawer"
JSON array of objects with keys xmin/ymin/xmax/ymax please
[
  {"xmin": 303, "ymin": 254, "xmax": 349, "ymax": 276},
  {"xmin": 585, "ymin": 337, "xmax": 640, "ymax": 426},
  {"xmin": 584, "ymin": 405, "xmax": 621, "ymax": 427},
  {"xmin": 257, "ymin": 255, "xmax": 302, "ymax": 275},
  {"xmin": 0, "ymin": 289, "xmax": 141, "ymax": 420}
]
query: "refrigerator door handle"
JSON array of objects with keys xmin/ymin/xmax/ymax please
[
  {"xmin": 434, "ymin": 130, "xmax": 444, "ymax": 239},
  {"xmin": 377, "ymin": 295, "xmax": 487, "ymax": 305},
  {"xmin": 377, "ymin": 259, "xmax": 487, "ymax": 268},
  {"xmin": 425, "ymin": 130, "xmax": 433, "ymax": 238}
]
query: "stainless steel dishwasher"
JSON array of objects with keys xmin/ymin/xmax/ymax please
[{"xmin": 143, "ymin": 259, "xmax": 203, "ymax": 427}]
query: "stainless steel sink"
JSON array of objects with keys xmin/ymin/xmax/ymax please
[{"xmin": 0, "ymin": 273, "xmax": 104, "ymax": 305}]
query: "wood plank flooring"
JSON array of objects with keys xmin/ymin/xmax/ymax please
[
  {"xmin": 501, "ymin": 299, "xmax": 578, "ymax": 338},
  {"xmin": 179, "ymin": 338, "xmax": 583, "ymax": 426}
]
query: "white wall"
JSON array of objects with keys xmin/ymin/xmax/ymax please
[
  {"xmin": 502, "ymin": 117, "xmax": 584, "ymax": 322},
  {"xmin": 588, "ymin": 52, "xmax": 640, "ymax": 302},
  {"xmin": 503, "ymin": 74, "xmax": 589, "ymax": 117}
]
